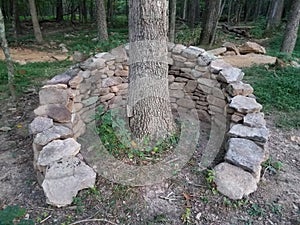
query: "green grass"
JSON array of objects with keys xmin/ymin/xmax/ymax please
[
  {"xmin": 0, "ymin": 60, "xmax": 73, "ymax": 97},
  {"xmin": 243, "ymin": 66, "xmax": 300, "ymax": 129}
]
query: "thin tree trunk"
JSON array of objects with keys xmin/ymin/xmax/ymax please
[
  {"xmin": 12, "ymin": 0, "xmax": 21, "ymax": 39},
  {"xmin": 266, "ymin": 0, "xmax": 284, "ymax": 31},
  {"xmin": 281, "ymin": 0, "xmax": 300, "ymax": 53},
  {"xmin": 227, "ymin": 0, "xmax": 232, "ymax": 24},
  {"xmin": 28, "ymin": 0, "xmax": 43, "ymax": 44},
  {"xmin": 0, "ymin": 8, "xmax": 16, "ymax": 99},
  {"xmin": 169, "ymin": 0, "xmax": 176, "ymax": 42},
  {"xmin": 128, "ymin": 0, "xmax": 175, "ymax": 140},
  {"xmin": 56, "ymin": 0, "xmax": 63, "ymax": 22},
  {"xmin": 96, "ymin": 0, "xmax": 108, "ymax": 41},
  {"xmin": 183, "ymin": 0, "xmax": 187, "ymax": 20}
]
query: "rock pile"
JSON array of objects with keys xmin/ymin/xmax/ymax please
[{"xmin": 30, "ymin": 42, "xmax": 269, "ymax": 206}]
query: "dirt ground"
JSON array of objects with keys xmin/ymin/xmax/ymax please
[{"xmin": 0, "ymin": 49, "xmax": 299, "ymax": 225}]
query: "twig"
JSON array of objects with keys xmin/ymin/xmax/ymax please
[
  {"xmin": 40, "ymin": 215, "xmax": 51, "ymax": 224},
  {"xmin": 69, "ymin": 218, "xmax": 117, "ymax": 225}
]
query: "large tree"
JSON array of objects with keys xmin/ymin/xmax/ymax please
[
  {"xmin": 281, "ymin": 0, "xmax": 300, "ymax": 53},
  {"xmin": 127, "ymin": 0, "xmax": 175, "ymax": 140},
  {"xmin": 96, "ymin": 0, "xmax": 108, "ymax": 41},
  {"xmin": 28, "ymin": 0, "xmax": 43, "ymax": 44}
]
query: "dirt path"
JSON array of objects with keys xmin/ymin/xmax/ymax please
[{"xmin": 0, "ymin": 87, "xmax": 299, "ymax": 224}]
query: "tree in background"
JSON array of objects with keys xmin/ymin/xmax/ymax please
[
  {"xmin": 128, "ymin": 0, "xmax": 175, "ymax": 140},
  {"xmin": 281, "ymin": 0, "xmax": 300, "ymax": 54},
  {"xmin": 266, "ymin": 0, "xmax": 285, "ymax": 31},
  {"xmin": 56, "ymin": 0, "xmax": 64, "ymax": 22},
  {"xmin": 96, "ymin": 0, "xmax": 108, "ymax": 41},
  {"xmin": 28, "ymin": 0, "xmax": 43, "ymax": 44},
  {"xmin": 169, "ymin": 0, "xmax": 176, "ymax": 42},
  {"xmin": 0, "ymin": 7, "xmax": 15, "ymax": 99}
]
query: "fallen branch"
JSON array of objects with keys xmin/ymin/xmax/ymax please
[{"xmin": 69, "ymin": 218, "xmax": 117, "ymax": 225}]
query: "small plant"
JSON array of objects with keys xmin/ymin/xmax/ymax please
[
  {"xmin": 262, "ymin": 158, "xmax": 283, "ymax": 175},
  {"xmin": 181, "ymin": 207, "xmax": 192, "ymax": 224},
  {"xmin": 205, "ymin": 169, "xmax": 218, "ymax": 194},
  {"xmin": 0, "ymin": 205, "xmax": 34, "ymax": 225},
  {"xmin": 247, "ymin": 203, "xmax": 265, "ymax": 217},
  {"xmin": 267, "ymin": 202, "xmax": 283, "ymax": 216},
  {"xmin": 72, "ymin": 196, "xmax": 84, "ymax": 214}
]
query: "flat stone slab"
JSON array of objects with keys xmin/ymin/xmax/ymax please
[
  {"xmin": 29, "ymin": 117, "xmax": 53, "ymax": 135},
  {"xmin": 225, "ymin": 138, "xmax": 265, "ymax": 173},
  {"xmin": 222, "ymin": 53, "xmax": 277, "ymax": 68},
  {"xmin": 218, "ymin": 67, "xmax": 244, "ymax": 83},
  {"xmin": 214, "ymin": 162, "xmax": 257, "ymax": 200},
  {"xmin": 42, "ymin": 156, "xmax": 96, "ymax": 207},
  {"xmin": 34, "ymin": 125, "xmax": 73, "ymax": 146},
  {"xmin": 228, "ymin": 124, "xmax": 269, "ymax": 143},
  {"xmin": 34, "ymin": 104, "xmax": 72, "ymax": 123},
  {"xmin": 230, "ymin": 95, "xmax": 262, "ymax": 113},
  {"xmin": 37, "ymin": 138, "xmax": 81, "ymax": 166},
  {"xmin": 226, "ymin": 82, "xmax": 253, "ymax": 96},
  {"xmin": 210, "ymin": 59, "xmax": 232, "ymax": 73},
  {"xmin": 244, "ymin": 112, "xmax": 266, "ymax": 128},
  {"xmin": 102, "ymin": 77, "xmax": 123, "ymax": 88}
]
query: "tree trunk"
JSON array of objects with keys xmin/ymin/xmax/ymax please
[
  {"xmin": 96, "ymin": 0, "xmax": 108, "ymax": 41},
  {"xmin": 254, "ymin": 0, "xmax": 263, "ymax": 20},
  {"xmin": 281, "ymin": 0, "xmax": 300, "ymax": 53},
  {"xmin": 128, "ymin": 0, "xmax": 175, "ymax": 140},
  {"xmin": 266, "ymin": 0, "xmax": 284, "ymax": 31},
  {"xmin": 12, "ymin": 0, "xmax": 21, "ymax": 39},
  {"xmin": 28, "ymin": 0, "xmax": 43, "ymax": 44},
  {"xmin": 0, "ymin": 8, "xmax": 16, "ymax": 99},
  {"xmin": 56, "ymin": 0, "xmax": 63, "ymax": 22},
  {"xmin": 169, "ymin": 0, "xmax": 176, "ymax": 42},
  {"xmin": 200, "ymin": 0, "xmax": 221, "ymax": 46},
  {"xmin": 183, "ymin": 0, "xmax": 187, "ymax": 20}
]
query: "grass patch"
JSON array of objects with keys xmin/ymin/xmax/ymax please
[
  {"xmin": 243, "ymin": 65, "xmax": 300, "ymax": 129},
  {"xmin": 0, "ymin": 60, "xmax": 73, "ymax": 97}
]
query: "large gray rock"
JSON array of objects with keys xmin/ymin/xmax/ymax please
[
  {"xmin": 214, "ymin": 162, "xmax": 257, "ymax": 200},
  {"xmin": 39, "ymin": 85, "xmax": 70, "ymax": 105},
  {"xmin": 29, "ymin": 117, "xmax": 53, "ymax": 135},
  {"xmin": 218, "ymin": 67, "xmax": 244, "ymax": 83},
  {"xmin": 228, "ymin": 124, "xmax": 269, "ymax": 143},
  {"xmin": 34, "ymin": 125, "xmax": 73, "ymax": 146},
  {"xmin": 229, "ymin": 95, "xmax": 262, "ymax": 113},
  {"xmin": 37, "ymin": 138, "xmax": 81, "ymax": 166},
  {"xmin": 42, "ymin": 157, "xmax": 96, "ymax": 207},
  {"xmin": 225, "ymin": 138, "xmax": 265, "ymax": 173},
  {"xmin": 244, "ymin": 113, "xmax": 266, "ymax": 128}
]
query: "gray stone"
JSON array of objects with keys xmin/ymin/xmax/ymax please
[
  {"xmin": 230, "ymin": 95, "xmax": 262, "ymax": 113},
  {"xmin": 169, "ymin": 90, "xmax": 184, "ymax": 98},
  {"xmin": 239, "ymin": 42, "xmax": 266, "ymax": 54},
  {"xmin": 212, "ymin": 87, "xmax": 225, "ymax": 99},
  {"xmin": 207, "ymin": 95, "xmax": 226, "ymax": 107},
  {"xmin": 182, "ymin": 46, "xmax": 205, "ymax": 59},
  {"xmin": 47, "ymin": 73, "xmax": 72, "ymax": 85},
  {"xmin": 111, "ymin": 46, "xmax": 128, "ymax": 61},
  {"xmin": 176, "ymin": 98, "xmax": 195, "ymax": 109},
  {"xmin": 207, "ymin": 47, "xmax": 227, "ymax": 56},
  {"xmin": 214, "ymin": 162, "xmax": 257, "ymax": 200},
  {"xmin": 184, "ymin": 61, "xmax": 196, "ymax": 68},
  {"xmin": 37, "ymin": 138, "xmax": 81, "ymax": 166},
  {"xmin": 29, "ymin": 117, "xmax": 53, "ymax": 134},
  {"xmin": 34, "ymin": 125, "xmax": 73, "ymax": 146},
  {"xmin": 69, "ymin": 75, "xmax": 84, "ymax": 88},
  {"xmin": 34, "ymin": 104, "xmax": 72, "ymax": 123},
  {"xmin": 228, "ymin": 124, "xmax": 269, "ymax": 143},
  {"xmin": 225, "ymin": 138, "xmax": 265, "ymax": 173},
  {"xmin": 79, "ymin": 70, "xmax": 91, "ymax": 79},
  {"xmin": 170, "ymin": 82, "xmax": 185, "ymax": 90},
  {"xmin": 102, "ymin": 77, "xmax": 123, "ymax": 88},
  {"xmin": 115, "ymin": 70, "xmax": 128, "ymax": 77},
  {"xmin": 39, "ymin": 85, "xmax": 70, "ymax": 105},
  {"xmin": 197, "ymin": 78, "xmax": 218, "ymax": 87},
  {"xmin": 172, "ymin": 44, "xmax": 187, "ymax": 54},
  {"xmin": 82, "ymin": 96, "xmax": 98, "ymax": 107},
  {"xmin": 226, "ymin": 82, "xmax": 253, "ymax": 96},
  {"xmin": 191, "ymin": 69, "xmax": 203, "ymax": 78},
  {"xmin": 88, "ymin": 58, "xmax": 106, "ymax": 70},
  {"xmin": 218, "ymin": 67, "xmax": 244, "ymax": 83},
  {"xmin": 184, "ymin": 80, "xmax": 198, "ymax": 92},
  {"xmin": 244, "ymin": 113, "xmax": 266, "ymax": 128},
  {"xmin": 100, "ymin": 93, "xmax": 115, "ymax": 102},
  {"xmin": 42, "ymin": 156, "xmax": 96, "ymax": 207},
  {"xmin": 210, "ymin": 59, "xmax": 231, "ymax": 74},
  {"xmin": 172, "ymin": 54, "xmax": 187, "ymax": 62}
]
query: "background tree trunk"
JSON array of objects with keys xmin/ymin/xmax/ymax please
[
  {"xmin": 28, "ymin": 0, "xmax": 43, "ymax": 44},
  {"xmin": 0, "ymin": 8, "xmax": 16, "ymax": 99},
  {"xmin": 266, "ymin": 0, "xmax": 284, "ymax": 31},
  {"xmin": 128, "ymin": 0, "xmax": 175, "ymax": 140},
  {"xmin": 281, "ymin": 0, "xmax": 300, "ymax": 53},
  {"xmin": 200, "ymin": 0, "xmax": 221, "ymax": 46},
  {"xmin": 12, "ymin": 0, "xmax": 21, "ymax": 39},
  {"xmin": 96, "ymin": 0, "xmax": 108, "ymax": 41},
  {"xmin": 183, "ymin": 0, "xmax": 188, "ymax": 20},
  {"xmin": 56, "ymin": 0, "xmax": 63, "ymax": 22},
  {"xmin": 169, "ymin": 0, "xmax": 176, "ymax": 42}
]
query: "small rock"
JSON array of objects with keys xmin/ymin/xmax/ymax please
[
  {"xmin": 225, "ymin": 138, "xmax": 265, "ymax": 173},
  {"xmin": 42, "ymin": 156, "xmax": 96, "ymax": 207},
  {"xmin": 176, "ymin": 98, "xmax": 195, "ymax": 109},
  {"xmin": 226, "ymin": 82, "xmax": 253, "ymax": 96},
  {"xmin": 228, "ymin": 124, "xmax": 269, "ymax": 143},
  {"xmin": 222, "ymin": 42, "xmax": 240, "ymax": 55},
  {"xmin": 170, "ymin": 82, "xmax": 185, "ymax": 90},
  {"xmin": 69, "ymin": 75, "xmax": 84, "ymax": 88},
  {"xmin": 39, "ymin": 86, "xmax": 70, "ymax": 105},
  {"xmin": 181, "ymin": 46, "xmax": 205, "ymax": 59},
  {"xmin": 207, "ymin": 47, "xmax": 227, "ymax": 56},
  {"xmin": 34, "ymin": 125, "xmax": 73, "ymax": 146},
  {"xmin": 34, "ymin": 104, "xmax": 72, "ymax": 123},
  {"xmin": 214, "ymin": 162, "xmax": 257, "ymax": 200},
  {"xmin": 47, "ymin": 73, "xmax": 72, "ymax": 85},
  {"xmin": 100, "ymin": 93, "xmax": 115, "ymax": 102},
  {"xmin": 229, "ymin": 95, "xmax": 262, "ymax": 113},
  {"xmin": 243, "ymin": 113, "xmax": 266, "ymax": 128},
  {"xmin": 37, "ymin": 138, "xmax": 81, "ymax": 166},
  {"xmin": 218, "ymin": 67, "xmax": 244, "ymax": 83},
  {"xmin": 29, "ymin": 117, "xmax": 53, "ymax": 134},
  {"xmin": 209, "ymin": 59, "xmax": 231, "ymax": 74},
  {"xmin": 102, "ymin": 77, "xmax": 123, "ymax": 88},
  {"xmin": 0, "ymin": 126, "xmax": 12, "ymax": 132},
  {"xmin": 172, "ymin": 44, "xmax": 187, "ymax": 54}
]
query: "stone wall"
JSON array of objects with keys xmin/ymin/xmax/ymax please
[{"xmin": 29, "ymin": 43, "xmax": 269, "ymax": 206}]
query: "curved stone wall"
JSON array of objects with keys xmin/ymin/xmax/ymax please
[{"xmin": 29, "ymin": 43, "xmax": 269, "ymax": 206}]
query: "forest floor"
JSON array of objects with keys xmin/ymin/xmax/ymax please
[{"xmin": 0, "ymin": 23, "xmax": 299, "ymax": 225}]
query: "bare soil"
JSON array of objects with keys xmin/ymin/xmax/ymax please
[{"xmin": 0, "ymin": 84, "xmax": 299, "ymax": 225}]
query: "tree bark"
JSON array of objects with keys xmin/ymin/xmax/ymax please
[
  {"xmin": 266, "ymin": 0, "xmax": 284, "ymax": 31},
  {"xmin": 200, "ymin": 0, "xmax": 221, "ymax": 46},
  {"xmin": 128, "ymin": 0, "xmax": 175, "ymax": 140},
  {"xmin": 12, "ymin": 0, "xmax": 21, "ymax": 39},
  {"xmin": 281, "ymin": 0, "xmax": 300, "ymax": 53},
  {"xmin": 96, "ymin": 0, "xmax": 108, "ymax": 41},
  {"xmin": 169, "ymin": 0, "xmax": 176, "ymax": 42},
  {"xmin": 183, "ymin": 0, "xmax": 187, "ymax": 20},
  {"xmin": 28, "ymin": 0, "xmax": 43, "ymax": 44},
  {"xmin": 56, "ymin": 0, "xmax": 63, "ymax": 22},
  {"xmin": 0, "ymin": 8, "xmax": 16, "ymax": 99}
]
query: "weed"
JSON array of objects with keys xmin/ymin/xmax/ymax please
[
  {"xmin": 72, "ymin": 196, "xmax": 84, "ymax": 214},
  {"xmin": 0, "ymin": 205, "xmax": 34, "ymax": 225},
  {"xmin": 247, "ymin": 203, "xmax": 265, "ymax": 217},
  {"xmin": 181, "ymin": 207, "xmax": 192, "ymax": 224},
  {"xmin": 147, "ymin": 214, "xmax": 168, "ymax": 224},
  {"xmin": 262, "ymin": 157, "xmax": 283, "ymax": 175},
  {"xmin": 267, "ymin": 202, "xmax": 283, "ymax": 216},
  {"xmin": 222, "ymin": 197, "xmax": 249, "ymax": 209}
]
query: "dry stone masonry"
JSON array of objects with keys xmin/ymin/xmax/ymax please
[{"xmin": 30, "ymin": 43, "xmax": 270, "ymax": 206}]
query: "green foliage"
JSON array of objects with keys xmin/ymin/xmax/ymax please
[
  {"xmin": 0, "ymin": 205, "xmax": 34, "ymax": 225},
  {"xmin": 176, "ymin": 26, "xmax": 201, "ymax": 46},
  {"xmin": 181, "ymin": 207, "xmax": 192, "ymax": 224},
  {"xmin": 247, "ymin": 203, "xmax": 265, "ymax": 217},
  {"xmin": 243, "ymin": 66, "xmax": 300, "ymax": 129},
  {"xmin": 249, "ymin": 17, "xmax": 267, "ymax": 39},
  {"xmin": 205, "ymin": 169, "xmax": 218, "ymax": 194},
  {"xmin": 96, "ymin": 107, "xmax": 179, "ymax": 165},
  {"xmin": 262, "ymin": 157, "xmax": 283, "ymax": 174}
]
